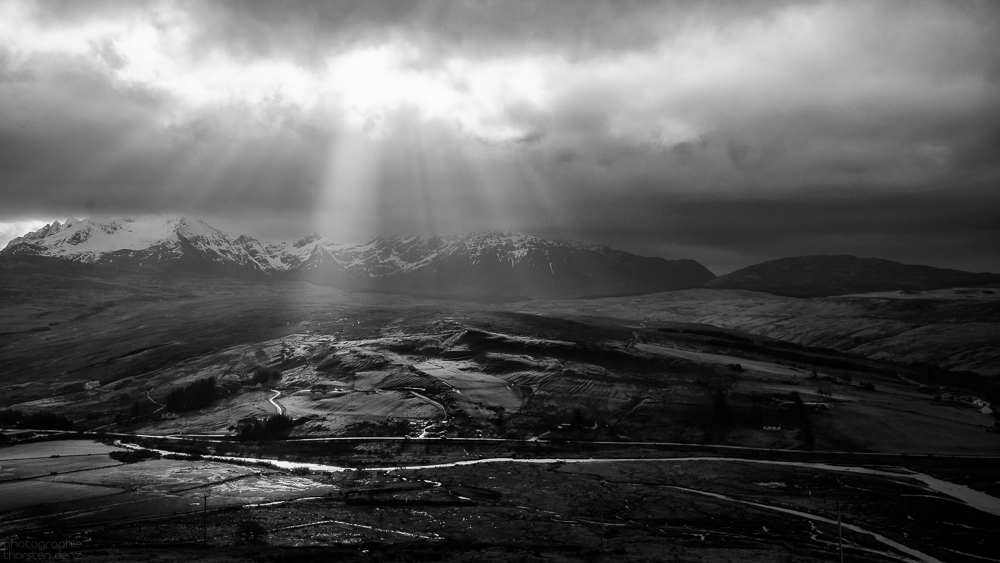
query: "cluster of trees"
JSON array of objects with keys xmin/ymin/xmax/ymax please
[
  {"xmin": 0, "ymin": 409, "xmax": 77, "ymax": 430},
  {"xmin": 114, "ymin": 399, "xmax": 157, "ymax": 425},
  {"xmin": 238, "ymin": 414, "xmax": 296, "ymax": 440},
  {"xmin": 165, "ymin": 377, "xmax": 220, "ymax": 412},
  {"xmin": 159, "ymin": 367, "xmax": 282, "ymax": 415},
  {"xmin": 109, "ymin": 449, "xmax": 161, "ymax": 463},
  {"xmin": 249, "ymin": 367, "xmax": 282, "ymax": 386},
  {"xmin": 790, "ymin": 392, "xmax": 814, "ymax": 450}
]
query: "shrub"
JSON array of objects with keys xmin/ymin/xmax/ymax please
[{"xmin": 233, "ymin": 517, "xmax": 268, "ymax": 545}]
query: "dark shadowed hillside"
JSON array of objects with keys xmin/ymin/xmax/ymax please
[{"xmin": 704, "ymin": 255, "xmax": 1000, "ymax": 297}]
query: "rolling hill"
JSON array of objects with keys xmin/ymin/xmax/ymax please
[{"xmin": 704, "ymin": 255, "xmax": 1000, "ymax": 297}]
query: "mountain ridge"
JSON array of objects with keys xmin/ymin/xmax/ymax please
[{"xmin": 2, "ymin": 216, "xmax": 716, "ymax": 299}]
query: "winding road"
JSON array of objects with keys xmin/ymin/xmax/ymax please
[
  {"xmin": 146, "ymin": 389, "xmax": 165, "ymax": 414},
  {"xmin": 267, "ymin": 389, "xmax": 284, "ymax": 415}
]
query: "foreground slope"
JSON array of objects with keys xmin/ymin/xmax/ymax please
[{"xmin": 705, "ymin": 255, "xmax": 1000, "ymax": 297}]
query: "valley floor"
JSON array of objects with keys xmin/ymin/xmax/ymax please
[{"xmin": 1, "ymin": 439, "xmax": 999, "ymax": 563}]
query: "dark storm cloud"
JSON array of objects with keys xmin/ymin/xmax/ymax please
[
  {"xmin": 177, "ymin": 0, "xmax": 798, "ymax": 63},
  {"xmin": 0, "ymin": 50, "xmax": 330, "ymax": 219},
  {"xmin": 1, "ymin": 0, "xmax": 999, "ymax": 273}
]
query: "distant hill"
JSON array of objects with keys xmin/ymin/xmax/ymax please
[
  {"xmin": 1, "ymin": 217, "xmax": 716, "ymax": 300},
  {"xmin": 704, "ymin": 255, "xmax": 1000, "ymax": 297}
]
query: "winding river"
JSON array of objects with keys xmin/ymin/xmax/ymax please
[{"xmin": 123, "ymin": 442, "xmax": 1000, "ymax": 563}]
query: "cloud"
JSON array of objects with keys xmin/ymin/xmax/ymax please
[
  {"xmin": 0, "ymin": 219, "xmax": 51, "ymax": 251},
  {"xmin": 0, "ymin": 0, "xmax": 998, "ymax": 272}
]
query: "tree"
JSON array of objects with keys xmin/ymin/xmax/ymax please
[
  {"xmin": 750, "ymin": 402, "xmax": 763, "ymax": 427},
  {"xmin": 791, "ymin": 392, "xmax": 813, "ymax": 450},
  {"xmin": 711, "ymin": 389, "xmax": 730, "ymax": 425},
  {"xmin": 801, "ymin": 418, "xmax": 815, "ymax": 450}
]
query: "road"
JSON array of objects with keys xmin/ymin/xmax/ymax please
[
  {"xmin": 146, "ymin": 388, "xmax": 165, "ymax": 414},
  {"xmin": 268, "ymin": 389, "xmax": 284, "ymax": 415}
]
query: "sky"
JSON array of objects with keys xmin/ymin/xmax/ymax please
[{"xmin": 1, "ymin": 0, "xmax": 999, "ymax": 275}]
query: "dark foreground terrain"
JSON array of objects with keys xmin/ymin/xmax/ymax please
[
  {"xmin": 1, "ymin": 439, "xmax": 998, "ymax": 563},
  {"xmin": 2, "ymin": 259, "xmax": 999, "ymax": 561}
]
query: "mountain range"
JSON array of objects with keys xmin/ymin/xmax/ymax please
[
  {"xmin": 0, "ymin": 216, "xmax": 715, "ymax": 300},
  {"xmin": 6, "ymin": 216, "xmax": 1000, "ymax": 300}
]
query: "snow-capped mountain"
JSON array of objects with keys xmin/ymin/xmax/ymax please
[
  {"xmin": 2, "ymin": 217, "xmax": 287, "ymax": 275},
  {"xmin": 297, "ymin": 231, "xmax": 716, "ymax": 299},
  {"xmin": 2, "ymin": 217, "xmax": 716, "ymax": 299}
]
